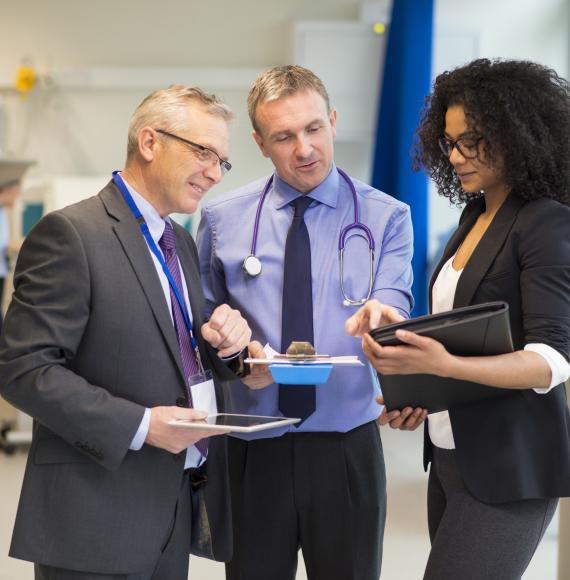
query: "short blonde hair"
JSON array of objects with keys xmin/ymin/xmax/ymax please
[
  {"xmin": 247, "ymin": 65, "xmax": 330, "ymax": 133},
  {"xmin": 126, "ymin": 85, "xmax": 233, "ymax": 159}
]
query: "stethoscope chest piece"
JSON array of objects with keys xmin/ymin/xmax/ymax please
[{"xmin": 243, "ymin": 255, "xmax": 262, "ymax": 277}]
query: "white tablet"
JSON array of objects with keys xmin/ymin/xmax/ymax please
[{"xmin": 169, "ymin": 413, "xmax": 300, "ymax": 433}]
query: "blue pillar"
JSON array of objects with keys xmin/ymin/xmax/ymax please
[{"xmin": 371, "ymin": 0, "xmax": 434, "ymax": 315}]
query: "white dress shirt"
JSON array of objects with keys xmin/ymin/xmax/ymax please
[{"xmin": 123, "ymin": 177, "xmax": 213, "ymax": 468}]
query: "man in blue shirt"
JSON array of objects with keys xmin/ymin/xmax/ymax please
[{"xmin": 197, "ymin": 66, "xmax": 414, "ymax": 580}]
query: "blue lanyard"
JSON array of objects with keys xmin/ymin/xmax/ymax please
[{"xmin": 112, "ymin": 171, "xmax": 199, "ymax": 352}]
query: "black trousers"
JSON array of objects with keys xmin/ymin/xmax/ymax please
[
  {"xmin": 225, "ymin": 421, "xmax": 386, "ymax": 580},
  {"xmin": 35, "ymin": 469, "xmax": 193, "ymax": 580},
  {"xmin": 424, "ymin": 447, "xmax": 558, "ymax": 580}
]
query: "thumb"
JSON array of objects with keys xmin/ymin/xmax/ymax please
[
  {"xmin": 201, "ymin": 321, "xmax": 220, "ymax": 346},
  {"xmin": 179, "ymin": 408, "xmax": 209, "ymax": 420},
  {"xmin": 248, "ymin": 340, "xmax": 266, "ymax": 359},
  {"xmin": 375, "ymin": 395, "xmax": 385, "ymax": 406},
  {"xmin": 394, "ymin": 329, "xmax": 427, "ymax": 347}
]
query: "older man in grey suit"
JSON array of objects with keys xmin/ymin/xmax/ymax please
[{"xmin": 0, "ymin": 86, "xmax": 252, "ymax": 579}]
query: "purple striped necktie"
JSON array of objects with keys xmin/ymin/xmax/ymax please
[{"xmin": 158, "ymin": 221, "xmax": 208, "ymax": 455}]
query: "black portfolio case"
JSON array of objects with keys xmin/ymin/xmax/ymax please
[{"xmin": 369, "ymin": 302, "xmax": 515, "ymax": 413}]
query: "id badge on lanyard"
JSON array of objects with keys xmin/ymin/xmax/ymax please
[{"xmin": 188, "ymin": 369, "xmax": 218, "ymax": 416}]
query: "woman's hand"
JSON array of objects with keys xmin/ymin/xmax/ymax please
[{"xmin": 363, "ymin": 329, "xmax": 455, "ymax": 376}]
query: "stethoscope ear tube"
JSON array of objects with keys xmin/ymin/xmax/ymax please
[
  {"xmin": 243, "ymin": 168, "xmax": 376, "ymax": 306},
  {"xmin": 339, "ymin": 246, "xmax": 375, "ymax": 307}
]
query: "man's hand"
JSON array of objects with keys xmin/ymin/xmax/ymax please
[
  {"xmin": 345, "ymin": 299, "xmax": 404, "ymax": 337},
  {"xmin": 145, "ymin": 406, "xmax": 229, "ymax": 454},
  {"xmin": 242, "ymin": 341, "xmax": 274, "ymax": 390},
  {"xmin": 376, "ymin": 396, "xmax": 427, "ymax": 431},
  {"xmin": 201, "ymin": 304, "xmax": 252, "ymax": 358}
]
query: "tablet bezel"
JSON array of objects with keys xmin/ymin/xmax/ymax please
[{"xmin": 168, "ymin": 413, "xmax": 300, "ymax": 433}]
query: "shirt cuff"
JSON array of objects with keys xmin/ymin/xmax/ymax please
[
  {"xmin": 223, "ymin": 346, "xmax": 250, "ymax": 378},
  {"xmin": 129, "ymin": 408, "xmax": 151, "ymax": 450},
  {"xmin": 220, "ymin": 349, "xmax": 243, "ymax": 361},
  {"xmin": 524, "ymin": 343, "xmax": 570, "ymax": 393}
]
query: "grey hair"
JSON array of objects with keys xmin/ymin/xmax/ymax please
[
  {"xmin": 247, "ymin": 65, "xmax": 330, "ymax": 133},
  {"xmin": 126, "ymin": 85, "xmax": 233, "ymax": 159}
]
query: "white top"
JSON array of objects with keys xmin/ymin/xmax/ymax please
[
  {"xmin": 428, "ymin": 255, "xmax": 570, "ymax": 449},
  {"xmin": 124, "ymin": 177, "xmax": 215, "ymax": 468}
]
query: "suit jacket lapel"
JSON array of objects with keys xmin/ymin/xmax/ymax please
[
  {"xmin": 428, "ymin": 199, "xmax": 483, "ymax": 312},
  {"xmin": 99, "ymin": 182, "xmax": 186, "ymax": 381},
  {"xmin": 453, "ymin": 194, "xmax": 526, "ymax": 308}
]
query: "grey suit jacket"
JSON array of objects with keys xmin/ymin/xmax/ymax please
[{"xmin": 0, "ymin": 181, "xmax": 233, "ymax": 573}]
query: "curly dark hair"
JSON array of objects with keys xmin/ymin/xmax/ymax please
[{"xmin": 413, "ymin": 58, "xmax": 570, "ymax": 206}]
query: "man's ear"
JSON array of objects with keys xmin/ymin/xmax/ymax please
[
  {"xmin": 138, "ymin": 127, "xmax": 159, "ymax": 162},
  {"xmin": 252, "ymin": 130, "xmax": 270, "ymax": 159},
  {"xmin": 329, "ymin": 107, "xmax": 337, "ymax": 140}
]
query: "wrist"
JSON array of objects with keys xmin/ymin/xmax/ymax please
[
  {"xmin": 225, "ymin": 347, "xmax": 250, "ymax": 378},
  {"xmin": 440, "ymin": 353, "xmax": 459, "ymax": 378}
]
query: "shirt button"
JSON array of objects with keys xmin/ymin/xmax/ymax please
[{"xmin": 176, "ymin": 397, "xmax": 188, "ymax": 407}]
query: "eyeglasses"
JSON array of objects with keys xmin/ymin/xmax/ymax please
[
  {"xmin": 155, "ymin": 129, "xmax": 232, "ymax": 175},
  {"xmin": 438, "ymin": 135, "xmax": 483, "ymax": 160}
]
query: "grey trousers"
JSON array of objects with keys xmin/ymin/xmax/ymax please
[
  {"xmin": 424, "ymin": 447, "xmax": 558, "ymax": 580},
  {"xmin": 35, "ymin": 470, "xmax": 192, "ymax": 580}
]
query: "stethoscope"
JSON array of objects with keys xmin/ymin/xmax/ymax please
[{"xmin": 242, "ymin": 167, "xmax": 375, "ymax": 307}]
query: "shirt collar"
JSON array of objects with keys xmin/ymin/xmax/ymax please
[
  {"xmin": 272, "ymin": 163, "xmax": 340, "ymax": 210},
  {"xmin": 120, "ymin": 174, "xmax": 169, "ymax": 244}
]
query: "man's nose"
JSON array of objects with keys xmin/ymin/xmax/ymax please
[
  {"xmin": 204, "ymin": 161, "xmax": 223, "ymax": 184},
  {"xmin": 295, "ymin": 135, "xmax": 313, "ymax": 158}
]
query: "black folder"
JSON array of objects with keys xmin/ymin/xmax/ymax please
[{"xmin": 369, "ymin": 302, "xmax": 515, "ymax": 413}]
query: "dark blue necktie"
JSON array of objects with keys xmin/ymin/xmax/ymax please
[
  {"xmin": 159, "ymin": 221, "xmax": 208, "ymax": 455},
  {"xmin": 279, "ymin": 196, "xmax": 316, "ymax": 423}
]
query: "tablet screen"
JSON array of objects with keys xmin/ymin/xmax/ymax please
[
  {"xmin": 169, "ymin": 414, "xmax": 300, "ymax": 433},
  {"xmin": 203, "ymin": 414, "xmax": 290, "ymax": 427}
]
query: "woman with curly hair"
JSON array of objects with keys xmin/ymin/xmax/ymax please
[{"xmin": 362, "ymin": 58, "xmax": 570, "ymax": 579}]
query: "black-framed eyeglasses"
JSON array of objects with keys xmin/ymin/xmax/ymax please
[
  {"xmin": 438, "ymin": 135, "xmax": 484, "ymax": 160},
  {"xmin": 155, "ymin": 129, "xmax": 232, "ymax": 175}
]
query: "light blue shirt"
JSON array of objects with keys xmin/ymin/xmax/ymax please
[
  {"xmin": 122, "ymin": 177, "xmax": 205, "ymax": 468},
  {"xmin": 197, "ymin": 165, "xmax": 414, "ymax": 439}
]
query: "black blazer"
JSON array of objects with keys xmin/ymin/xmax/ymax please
[{"xmin": 424, "ymin": 194, "xmax": 570, "ymax": 503}]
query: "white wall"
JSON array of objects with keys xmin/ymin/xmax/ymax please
[
  {"xmin": 0, "ymin": 0, "xmax": 361, "ymax": 196},
  {"xmin": 428, "ymin": 0, "xmax": 570, "ymax": 263},
  {"xmin": 0, "ymin": 0, "xmax": 568, "ymax": 236}
]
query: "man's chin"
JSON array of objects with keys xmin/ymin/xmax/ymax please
[
  {"xmin": 294, "ymin": 175, "xmax": 325, "ymax": 193},
  {"xmin": 170, "ymin": 200, "xmax": 199, "ymax": 216}
]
